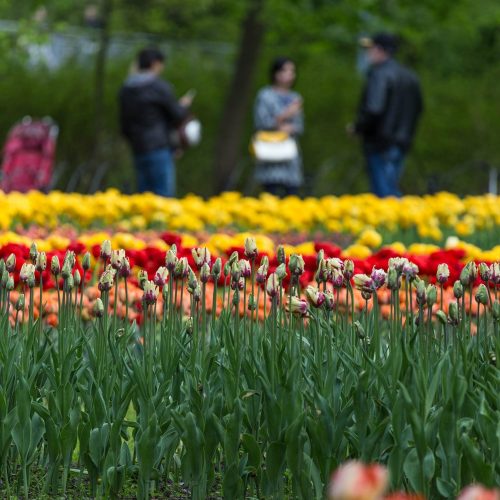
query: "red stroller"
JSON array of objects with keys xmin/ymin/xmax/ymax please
[{"xmin": 1, "ymin": 116, "xmax": 59, "ymax": 193}]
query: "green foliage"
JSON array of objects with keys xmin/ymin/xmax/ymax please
[
  {"xmin": 0, "ymin": 251, "xmax": 499, "ymax": 498},
  {"xmin": 0, "ymin": 0, "xmax": 499, "ymax": 195}
]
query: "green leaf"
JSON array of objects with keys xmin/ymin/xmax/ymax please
[
  {"xmin": 222, "ymin": 463, "xmax": 243, "ymax": 499},
  {"xmin": 265, "ymin": 441, "xmax": 286, "ymax": 484},
  {"xmin": 403, "ymin": 447, "xmax": 422, "ymax": 493},
  {"xmin": 422, "ymin": 447, "xmax": 435, "ymax": 481},
  {"xmin": 460, "ymin": 433, "xmax": 494, "ymax": 484},
  {"xmin": 436, "ymin": 477, "xmax": 456, "ymax": 498},
  {"xmin": 181, "ymin": 412, "xmax": 204, "ymax": 482},
  {"xmin": 241, "ymin": 433, "xmax": 261, "ymax": 470},
  {"xmin": 136, "ymin": 415, "xmax": 159, "ymax": 480},
  {"xmin": 88, "ymin": 427, "xmax": 102, "ymax": 468}
]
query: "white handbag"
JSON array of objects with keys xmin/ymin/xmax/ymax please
[{"xmin": 251, "ymin": 131, "xmax": 298, "ymax": 162}]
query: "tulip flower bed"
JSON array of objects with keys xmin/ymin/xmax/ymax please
[
  {"xmin": 0, "ymin": 237, "xmax": 498, "ymax": 499},
  {"xmin": 2, "ymin": 190, "xmax": 500, "ymax": 247}
]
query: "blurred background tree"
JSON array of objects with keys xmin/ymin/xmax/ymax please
[{"xmin": 0, "ymin": 0, "xmax": 498, "ymax": 196}]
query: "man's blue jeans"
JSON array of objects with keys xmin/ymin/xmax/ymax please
[
  {"xmin": 365, "ymin": 145, "xmax": 405, "ymax": 197},
  {"xmin": 134, "ymin": 148, "xmax": 175, "ymax": 197}
]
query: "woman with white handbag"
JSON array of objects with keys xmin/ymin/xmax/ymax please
[{"xmin": 253, "ymin": 57, "xmax": 304, "ymax": 197}]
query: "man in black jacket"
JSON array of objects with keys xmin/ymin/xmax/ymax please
[
  {"xmin": 119, "ymin": 48, "xmax": 193, "ymax": 197},
  {"xmin": 348, "ymin": 33, "xmax": 423, "ymax": 197}
]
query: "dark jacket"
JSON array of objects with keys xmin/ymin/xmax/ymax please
[
  {"xmin": 119, "ymin": 73, "xmax": 188, "ymax": 154},
  {"xmin": 355, "ymin": 59, "xmax": 423, "ymax": 151}
]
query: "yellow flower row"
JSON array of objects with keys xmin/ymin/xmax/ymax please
[
  {"xmin": 1, "ymin": 190, "xmax": 499, "ymax": 239},
  {"xmin": 1, "ymin": 228, "xmax": 500, "ymax": 262}
]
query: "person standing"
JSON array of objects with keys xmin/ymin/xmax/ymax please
[
  {"xmin": 253, "ymin": 57, "xmax": 304, "ymax": 197},
  {"xmin": 119, "ymin": 47, "xmax": 193, "ymax": 197},
  {"xmin": 348, "ymin": 33, "xmax": 423, "ymax": 197}
]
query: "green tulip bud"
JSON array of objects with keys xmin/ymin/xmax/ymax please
[
  {"xmin": 416, "ymin": 280, "xmax": 427, "ymax": 306},
  {"xmin": 435, "ymin": 310, "xmax": 447, "ymax": 325},
  {"xmin": 449, "ymin": 301, "xmax": 459, "ymax": 324},
  {"xmin": 478, "ymin": 262, "xmax": 490, "ymax": 282},
  {"xmin": 51, "ymin": 255, "xmax": 60, "ymax": 276},
  {"xmin": 275, "ymin": 263, "xmax": 287, "ymax": 282},
  {"xmin": 492, "ymin": 301, "xmax": 500, "ymax": 320},
  {"xmin": 74, "ymin": 270, "xmax": 81, "ymax": 287},
  {"xmin": 387, "ymin": 267, "xmax": 400, "ymax": 291},
  {"xmin": 426, "ymin": 284, "xmax": 437, "ymax": 307},
  {"xmin": 343, "ymin": 259, "xmax": 355, "ymax": 280},
  {"xmin": 200, "ymin": 263, "xmax": 211, "ymax": 283},
  {"xmin": 453, "ymin": 280, "xmax": 463, "ymax": 300},
  {"xmin": 211, "ymin": 257, "xmax": 222, "ymax": 279},
  {"xmin": 228, "ymin": 251, "xmax": 239, "ymax": 265},
  {"xmin": 277, "ymin": 245, "xmax": 286, "ymax": 265},
  {"xmin": 36, "ymin": 251, "xmax": 47, "ymax": 272},
  {"xmin": 6, "ymin": 253, "xmax": 16, "ymax": 273},
  {"xmin": 1, "ymin": 270, "xmax": 9, "ymax": 288},
  {"xmin": 29, "ymin": 242, "xmax": 38, "ymax": 263},
  {"xmin": 475, "ymin": 284, "xmax": 489, "ymax": 306},
  {"xmin": 289, "ymin": 253, "xmax": 305, "ymax": 277},
  {"xmin": 15, "ymin": 293, "xmax": 25, "ymax": 311},
  {"xmin": 82, "ymin": 251, "xmax": 91, "ymax": 271},
  {"xmin": 93, "ymin": 298, "xmax": 104, "ymax": 318}
]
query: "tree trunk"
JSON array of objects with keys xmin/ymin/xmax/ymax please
[
  {"xmin": 86, "ymin": 0, "xmax": 113, "ymax": 192},
  {"xmin": 213, "ymin": 0, "xmax": 265, "ymax": 193}
]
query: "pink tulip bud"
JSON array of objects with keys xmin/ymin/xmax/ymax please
[
  {"xmin": 238, "ymin": 259, "xmax": 251, "ymax": 278},
  {"xmin": 287, "ymin": 296, "xmax": 308, "ymax": 316},
  {"xmin": 343, "ymin": 259, "xmax": 355, "ymax": 281},
  {"xmin": 143, "ymin": 280, "xmax": 159, "ymax": 305},
  {"xmin": 457, "ymin": 485, "xmax": 500, "ymax": 500},
  {"xmin": 353, "ymin": 274, "xmax": 373, "ymax": 292},
  {"xmin": 165, "ymin": 245, "xmax": 178, "ymax": 272},
  {"xmin": 244, "ymin": 236, "xmax": 258, "ymax": 260},
  {"xmin": 330, "ymin": 268, "xmax": 344, "ymax": 289},
  {"xmin": 478, "ymin": 262, "xmax": 490, "ymax": 283},
  {"xmin": 154, "ymin": 266, "xmax": 169, "ymax": 287},
  {"xmin": 110, "ymin": 249, "xmax": 126, "ymax": 270},
  {"xmin": 266, "ymin": 273, "xmax": 279, "ymax": 298},
  {"xmin": 388, "ymin": 257, "xmax": 409, "ymax": 274},
  {"xmin": 324, "ymin": 290, "xmax": 335, "ymax": 311},
  {"xmin": 119, "ymin": 257, "xmax": 131, "ymax": 278},
  {"xmin": 98, "ymin": 267, "xmax": 116, "ymax": 292},
  {"xmin": 370, "ymin": 267, "xmax": 387, "ymax": 289},
  {"xmin": 305, "ymin": 286, "xmax": 325, "ymax": 308},
  {"xmin": 100, "ymin": 240, "xmax": 112, "ymax": 261},
  {"xmin": 489, "ymin": 263, "xmax": 500, "ymax": 285},
  {"xmin": 192, "ymin": 247, "xmax": 211, "ymax": 269},
  {"xmin": 436, "ymin": 263, "xmax": 450, "ymax": 284},
  {"xmin": 200, "ymin": 262, "xmax": 211, "ymax": 283},
  {"xmin": 328, "ymin": 460, "xmax": 389, "ymax": 500}
]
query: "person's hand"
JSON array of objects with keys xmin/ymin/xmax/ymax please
[
  {"xmin": 179, "ymin": 89, "xmax": 196, "ymax": 107},
  {"xmin": 277, "ymin": 98, "xmax": 302, "ymax": 125},
  {"xmin": 285, "ymin": 98, "xmax": 302, "ymax": 117},
  {"xmin": 346, "ymin": 123, "xmax": 356, "ymax": 136},
  {"xmin": 279, "ymin": 123, "xmax": 295, "ymax": 134}
]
